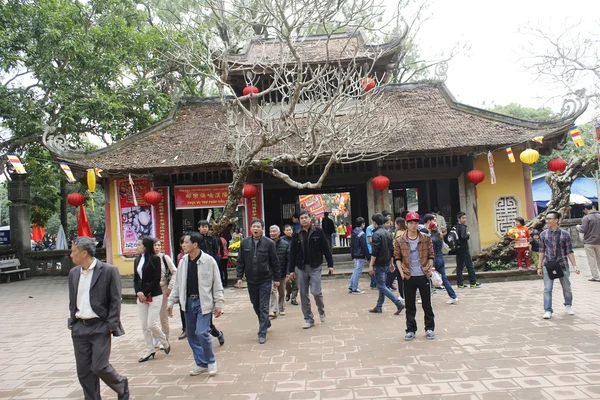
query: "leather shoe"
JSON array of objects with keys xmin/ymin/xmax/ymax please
[
  {"xmin": 291, "ymin": 299, "xmax": 298, "ymax": 306},
  {"xmin": 368, "ymin": 308, "xmax": 382, "ymax": 313},
  {"xmin": 118, "ymin": 377, "xmax": 129, "ymax": 400},
  {"xmin": 178, "ymin": 330, "xmax": 187, "ymax": 340}
]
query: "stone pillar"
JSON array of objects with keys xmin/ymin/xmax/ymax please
[{"xmin": 7, "ymin": 173, "xmax": 31, "ymax": 252}]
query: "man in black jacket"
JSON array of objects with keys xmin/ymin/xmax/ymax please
[
  {"xmin": 268, "ymin": 225, "xmax": 289, "ymax": 317},
  {"xmin": 198, "ymin": 220, "xmax": 220, "ymax": 260},
  {"xmin": 236, "ymin": 218, "xmax": 281, "ymax": 344},
  {"xmin": 455, "ymin": 212, "xmax": 481, "ymax": 288},
  {"xmin": 368, "ymin": 213, "xmax": 404, "ymax": 315},
  {"xmin": 288, "ymin": 210, "xmax": 334, "ymax": 329}
]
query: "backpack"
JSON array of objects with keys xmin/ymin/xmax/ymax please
[
  {"xmin": 162, "ymin": 256, "xmax": 172, "ymax": 281},
  {"xmin": 447, "ymin": 226, "xmax": 459, "ymax": 252},
  {"xmin": 350, "ymin": 230, "xmax": 365, "ymax": 258}
]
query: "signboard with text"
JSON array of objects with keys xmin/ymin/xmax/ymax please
[{"xmin": 174, "ymin": 185, "xmax": 244, "ymax": 209}]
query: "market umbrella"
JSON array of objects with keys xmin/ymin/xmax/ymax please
[
  {"xmin": 546, "ymin": 193, "xmax": 592, "ymax": 206},
  {"xmin": 56, "ymin": 225, "xmax": 68, "ymax": 250}
]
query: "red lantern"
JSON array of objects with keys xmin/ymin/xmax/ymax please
[
  {"xmin": 466, "ymin": 169, "xmax": 485, "ymax": 185},
  {"xmin": 372, "ymin": 175, "xmax": 390, "ymax": 191},
  {"xmin": 360, "ymin": 78, "xmax": 376, "ymax": 92},
  {"xmin": 143, "ymin": 190, "xmax": 162, "ymax": 205},
  {"xmin": 242, "ymin": 184, "xmax": 257, "ymax": 198},
  {"xmin": 548, "ymin": 157, "xmax": 567, "ymax": 173},
  {"xmin": 242, "ymin": 86, "xmax": 259, "ymax": 96},
  {"xmin": 67, "ymin": 192, "xmax": 86, "ymax": 207}
]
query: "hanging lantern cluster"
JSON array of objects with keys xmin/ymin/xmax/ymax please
[
  {"xmin": 242, "ymin": 86, "xmax": 259, "ymax": 96},
  {"xmin": 519, "ymin": 148, "xmax": 540, "ymax": 165},
  {"xmin": 67, "ymin": 192, "xmax": 86, "ymax": 207},
  {"xmin": 466, "ymin": 169, "xmax": 485, "ymax": 185},
  {"xmin": 143, "ymin": 190, "xmax": 163, "ymax": 205},
  {"xmin": 548, "ymin": 157, "xmax": 567, "ymax": 173},
  {"xmin": 242, "ymin": 184, "xmax": 257, "ymax": 198},
  {"xmin": 371, "ymin": 175, "xmax": 390, "ymax": 191}
]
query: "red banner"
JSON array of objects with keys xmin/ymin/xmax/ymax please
[
  {"xmin": 244, "ymin": 184, "xmax": 264, "ymax": 235},
  {"xmin": 116, "ymin": 178, "xmax": 154, "ymax": 255},
  {"xmin": 153, "ymin": 187, "xmax": 172, "ymax": 257},
  {"xmin": 174, "ymin": 185, "xmax": 244, "ymax": 209}
]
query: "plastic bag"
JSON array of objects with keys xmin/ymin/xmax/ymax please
[
  {"xmin": 442, "ymin": 242, "xmax": 450, "ymax": 255},
  {"xmin": 431, "ymin": 270, "xmax": 443, "ymax": 288}
]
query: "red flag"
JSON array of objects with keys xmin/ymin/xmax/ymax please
[
  {"xmin": 78, "ymin": 205, "xmax": 93, "ymax": 238},
  {"xmin": 31, "ymin": 224, "xmax": 46, "ymax": 241}
]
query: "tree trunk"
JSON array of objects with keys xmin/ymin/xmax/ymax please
[
  {"xmin": 473, "ymin": 155, "xmax": 597, "ymax": 269},
  {"xmin": 211, "ymin": 166, "xmax": 248, "ymax": 234}
]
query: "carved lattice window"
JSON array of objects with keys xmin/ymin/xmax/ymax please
[{"xmin": 495, "ymin": 196, "xmax": 519, "ymax": 236}]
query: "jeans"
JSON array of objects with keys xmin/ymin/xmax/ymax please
[
  {"xmin": 434, "ymin": 258, "xmax": 456, "ymax": 299},
  {"xmin": 374, "ymin": 266, "xmax": 402, "ymax": 310},
  {"xmin": 247, "ymin": 281, "xmax": 272, "ymax": 337},
  {"xmin": 455, "ymin": 249, "xmax": 477, "ymax": 285},
  {"xmin": 297, "ymin": 265, "xmax": 325, "ymax": 323},
  {"xmin": 185, "ymin": 298, "xmax": 216, "ymax": 367},
  {"xmin": 543, "ymin": 267, "xmax": 572, "ymax": 312},
  {"xmin": 370, "ymin": 272, "xmax": 377, "ymax": 288},
  {"xmin": 405, "ymin": 275, "xmax": 435, "ymax": 333},
  {"xmin": 349, "ymin": 258, "xmax": 365, "ymax": 291}
]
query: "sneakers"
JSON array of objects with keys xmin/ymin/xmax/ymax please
[
  {"xmin": 565, "ymin": 305, "xmax": 575, "ymax": 315},
  {"xmin": 446, "ymin": 297, "xmax": 458, "ymax": 304},
  {"xmin": 368, "ymin": 307, "xmax": 382, "ymax": 313},
  {"xmin": 458, "ymin": 284, "xmax": 467, "ymax": 289},
  {"xmin": 425, "ymin": 330, "xmax": 435, "ymax": 340},
  {"xmin": 190, "ymin": 366, "xmax": 208, "ymax": 376},
  {"xmin": 218, "ymin": 331, "xmax": 225, "ymax": 346},
  {"xmin": 518, "ymin": 267, "xmax": 523, "ymax": 271},
  {"xmin": 269, "ymin": 312, "xmax": 277, "ymax": 319},
  {"xmin": 394, "ymin": 302, "xmax": 405, "ymax": 315},
  {"xmin": 370, "ymin": 285, "xmax": 377, "ymax": 290},
  {"xmin": 302, "ymin": 321, "xmax": 314, "ymax": 329},
  {"xmin": 417, "ymin": 299, "xmax": 422, "ymax": 304},
  {"xmin": 543, "ymin": 311, "xmax": 552, "ymax": 319},
  {"xmin": 286, "ymin": 294, "xmax": 290, "ymax": 301},
  {"xmin": 404, "ymin": 332, "xmax": 416, "ymax": 341},
  {"xmin": 258, "ymin": 336, "xmax": 266, "ymax": 344},
  {"xmin": 350, "ymin": 289, "xmax": 365, "ymax": 295},
  {"xmin": 320, "ymin": 313, "xmax": 326, "ymax": 323},
  {"xmin": 291, "ymin": 299, "xmax": 298, "ymax": 306},
  {"xmin": 280, "ymin": 311, "xmax": 286, "ymax": 316},
  {"xmin": 470, "ymin": 282, "xmax": 482, "ymax": 288},
  {"xmin": 208, "ymin": 362, "xmax": 217, "ymax": 376}
]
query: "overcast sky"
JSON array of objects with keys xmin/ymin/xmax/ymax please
[{"xmin": 407, "ymin": 0, "xmax": 599, "ymax": 123}]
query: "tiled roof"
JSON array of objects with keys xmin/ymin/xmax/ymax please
[{"xmin": 53, "ymin": 83, "xmax": 582, "ymax": 174}]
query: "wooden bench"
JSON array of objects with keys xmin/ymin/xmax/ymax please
[{"xmin": 0, "ymin": 258, "xmax": 29, "ymax": 283}]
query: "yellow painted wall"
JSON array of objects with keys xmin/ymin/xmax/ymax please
[
  {"xmin": 108, "ymin": 178, "xmax": 136, "ymax": 276},
  {"xmin": 474, "ymin": 150, "xmax": 529, "ymax": 249}
]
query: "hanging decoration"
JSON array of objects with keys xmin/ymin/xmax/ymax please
[
  {"xmin": 6, "ymin": 154, "xmax": 26, "ymax": 174},
  {"xmin": 143, "ymin": 190, "xmax": 163, "ymax": 205},
  {"xmin": 242, "ymin": 184, "xmax": 258, "ymax": 198},
  {"xmin": 519, "ymin": 148, "xmax": 540, "ymax": 164},
  {"xmin": 569, "ymin": 126, "xmax": 584, "ymax": 148},
  {"xmin": 94, "ymin": 168, "xmax": 103, "ymax": 177},
  {"xmin": 242, "ymin": 86, "xmax": 259, "ymax": 96},
  {"xmin": 67, "ymin": 192, "xmax": 86, "ymax": 207},
  {"xmin": 78, "ymin": 205, "xmax": 93, "ymax": 238},
  {"xmin": 128, "ymin": 174, "xmax": 138, "ymax": 206},
  {"xmin": 548, "ymin": 158, "xmax": 567, "ymax": 173},
  {"xmin": 371, "ymin": 175, "xmax": 390, "ymax": 191},
  {"xmin": 59, "ymin": 162, "xmax": 77, "ymax": 183},
  {"xmin": 359, "ymin": 78, "xmax": 376, "ymax": 92},
  {"xmin": 487, "ymin": 152, "xmax": 497, "ymax": 184},
  {"xmin": 466, "ymin": 169, "xmax": 485, "ymax": 185},
  {"xmin": 87, "ymin": 169, "xmax": 96, "ymax": 211},
  {"xmin": 506, "ymin": 147, "xmax": 515, "ymax": 163},
  {"xmin": 532, "ymin": 136, "xmax": 544, "ymax": 144}
]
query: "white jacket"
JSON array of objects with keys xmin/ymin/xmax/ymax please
[{"xmin": 168, "ymin": 251, "xmax": 224, "ymax": 314}]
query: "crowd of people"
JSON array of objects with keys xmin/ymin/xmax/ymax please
[{"xmin": 66, "ymin": 203, "xmax": 595, "ymax": 400}]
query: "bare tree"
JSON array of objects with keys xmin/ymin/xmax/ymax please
[{"xmin": 156, "ymin": 0, "xmax": 412, "ymax": 231}]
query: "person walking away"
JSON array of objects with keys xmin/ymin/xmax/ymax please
[
  {"xmin": 154, "ymin": 240, "xmax": 177, "ymax": 342},
  {"xmin": 538, "ymin": 211, "xmax": 581, "ymax": 319},
  {"xmin": 455, "ymin": 212, "xmax": 482, "ymax": 288},
  {"xmin": 168, "ymin": 232, "xmax": 223, "ymax": 376},
  {"xmin": 269, "ymin": 225, "xmax": 289, "ymax": 317},
  {"xmin": 510, "ymin": 217, "xmax": 531, "ymax": 270},
  {"xmin": 394, "ymin": 212, "xmax": 436, "ymax": 340},
  {"xmin": 338, "ymin": 223, "xmax": 347, "ymax": 246},
  {"xmin": 368, "ymin": 213, "xmax": 404, "ymax": 315},
  {"xmin": 348, "ymin": 217, "xmax": 370, "ymax": 294},
  {"xmin": 345, "ymin": 222, "xmax": 352, "ymax": 246},
  {"xmin": 428, "ymin": 221, "xmax": 457, "ymax": 304},
  {"xmin": 433, "ymin": 207, "xmax": 447, "ymax": 236},
  {"xmin": 288, "ymin": 210, "xmax": 334, "ymax": 329},
  {"xmin": 283, "ymin": 225, "xmax": 299, "ymax": 305},
  {"xmin": 366, "ymin": 220, "xmax": 377, "ymax": 289},
  {"xmin": 321, "ymin": 212, "xmax": 336, "ymax": 248},
  {"xmin": 134, "ymin": 237, "xmax": 171, "ymax": 362},
  {"xmin": 68, "ymin": 237, "xmax": 130, "ymax": 400},
  {"xmin": 218, "ymin": 234, "xmax": 229, "ymax": 287},
  {"xmin": 577, "ymin": 204, "xmax": 600, "ymax": 281},
  {"xmin": 236, "ymin": 219, "xmax": 281, "ymax": 343},
  {"xmin": 176, "ymin": 236, "xmax": 188, "ymax": 340}
]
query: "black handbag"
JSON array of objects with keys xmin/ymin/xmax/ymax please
[{"xmin": 545, "ymin": 230, "xmax": 564, "ymax": 280}]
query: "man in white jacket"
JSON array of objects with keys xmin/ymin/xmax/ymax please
[{"xmin": 168, "ymin": 232, "xmax": 224, "ymax": 377}]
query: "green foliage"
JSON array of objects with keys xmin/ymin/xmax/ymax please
[
  {"xmin": 486, "ymin": 259, "xmax": 514, "ymax": 271},
  {"xmin": 22, "ymin": 145, "xmax": 62, "ymax": 226}
]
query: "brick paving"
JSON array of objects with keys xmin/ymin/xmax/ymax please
[{"xmin": 1, "ymin": 249, "xmax": 600, "ymax": 399}]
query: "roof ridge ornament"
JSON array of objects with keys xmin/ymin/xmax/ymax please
[
  {"xmin": 434, "ymin": 61, "xmax": 448, "ymax": 82},
  {"xmin": 559, "ymin": 89, "xmax": 587, "ymax": 121},
  {"xmin": 42, "ymin": 124, "xmax": 85, "ymax": 155}
]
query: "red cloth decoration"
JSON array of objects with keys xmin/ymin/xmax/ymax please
[
  {"xmin": 143, "ymin": 190, "xmax": 163, "ymax": 205},
  {"xmin": 466, "ymin": 169, "xmax": 485, "ymax": 185},
  {"xmin": 242, "ymin": 86, "xmax": 259, "ymax": 96},
  {"xmin": 360, "ymin": 78, "xmax": 376, "ymax": 91},
  {"xmin": 31, "ymin": 224, "xmax": 45, "ymax": 241},
  {"xmin": 242, "ymin": 184, "xmax": 257, "ymax": 198},
  {"xmin": 78, "ymin": 205, "xmax": 93, "ymax": 238},
  {"xmin": 372, "ymin": 175, "xmax": 390, "ymax": 191},
  {"xmin": 548, "ymin": 158, "xmax": 567, "ymax": 173},
  {"xmin": 67, "ymin": 192, "xmax": 86, "ymax": 207}
]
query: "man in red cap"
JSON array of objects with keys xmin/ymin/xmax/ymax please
[{"xmin": 394, "ymin": 212, "xmax": 436, "ymax": 340}]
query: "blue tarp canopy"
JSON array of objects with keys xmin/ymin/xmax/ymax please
[{"xmin": 533, "ymin": 176, "xmax": 598, "ymax": 208}]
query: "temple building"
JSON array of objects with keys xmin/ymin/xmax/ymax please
[{"xmin": 46, "ymin": 32, "xmax": 586, "ymax": 275}]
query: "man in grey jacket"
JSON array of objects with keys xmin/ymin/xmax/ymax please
[{"xmin": 577, "ymin": 204, "xmax": 600, "ymax": 281}]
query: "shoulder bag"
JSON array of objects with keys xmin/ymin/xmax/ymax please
[{"xmin": 545, "ymin": 230, "xmax": 564, "ymax": 280}]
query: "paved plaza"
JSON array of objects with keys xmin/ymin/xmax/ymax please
[{"xmin": 1, "ymin": 250, "xmax": 600, "ymax": 400}]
